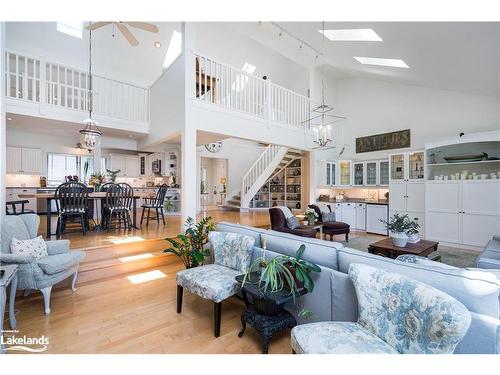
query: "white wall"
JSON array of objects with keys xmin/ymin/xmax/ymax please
[
  {"xmin": 315, "ymin": 77, "xmax": 500, "ymax": 162},
  {"xmin": 198, "ymin": 138, "xmax": 266, "ymax": 197},
  {"xmin": 195, "ymin": 23, "xmax": 309, "ymax": 96}
]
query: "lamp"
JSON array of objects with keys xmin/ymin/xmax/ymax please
[
  {"xmin": 219, "ymin": 177, "xmax": 227, "ymax": 193},
  {"xmin": 79, "ymin": 22, "xmax": 102, "ymax": 150}
]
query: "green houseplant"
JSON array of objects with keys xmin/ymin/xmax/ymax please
[
  {"xmin": 406, "ymin": 218, "xmax": 421, "ymax": 243},
  {"xmin": 304, "ymin": 208, "xmax": 318, "ymax": 226},
  {"xmin": 89, "ymin": 172, "xmax": 106, "ymax": 191},
  {"xmin": 380, "ymin": 212, "xmax": 412, "ymax": 247},
  {"xmin": 163, "ymin": 217, "xmax": 216, "ymax": 269},
  {"xmin": 244, "ymin": 244, "xmax": 321, "ymax": 318},
  {"xmin": 106, "ymin": 168, "xmax": 121, "ymax": 182}
]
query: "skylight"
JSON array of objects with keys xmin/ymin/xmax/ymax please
[
  {"xmin": 163, "ymin": 31, "xmax": 183, "ymax": 70},
  {"xmin": 57, "ymin": 22, "xmax": 83, "ymax": 39},
  {"xmin": 319, "ymin": 29, "xmax": 382, "ymax": 42},
  {"xmin": 353, "ymin": 57, "xmax": 409, "ymax": 68}
]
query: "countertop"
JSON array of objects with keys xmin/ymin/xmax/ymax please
[{"xmin": 317, "ymin": 199, "xmax": 389, "ymax": 205}]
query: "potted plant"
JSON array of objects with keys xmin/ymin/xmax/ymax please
[
  {"xmin": 304, "ymin": 208, "xmax": 318, "ymax": 226},
  {"xmin": 106, "ymin": 168, "xmax": 121, "ymax": 183},
  {"xmin": 243, "ymin": 244, "xmax": 321, "ymax": 318},
  {"xmin": 406, "ymin": 218, "xmax": 421, "ymax": 243},
  {"xmin": 89, "ymin": 172, "xmax": 106, "ymax": 191},
  {"xmin": 380, "ymin": 213, "xmax": 411, "ymax": 247},
  {"xmin": 163, "ymin": 216, "xmax": 216, "ymax": 269}
]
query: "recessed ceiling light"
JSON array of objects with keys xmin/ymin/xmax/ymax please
[
  {"xmin": 319, "ymin": 29, "xmax": 382, "ymax": 42},
  {"xmin": 353, "ymin": 57, "xmax": 409, "ymax": 68},
  {"xmin": 163, "ymin": 31, "xmax": 182, "ymax": 70},
  {"xmin": 154, "ymin": 41, "xmax": 162, "ymax": 48},
  {"xmin": 7, "ymin": 117, "xmax": 12, "ymax": 121}
]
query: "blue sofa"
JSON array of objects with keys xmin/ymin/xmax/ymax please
[
  {"xmin": 477, "ymin": 235, "xmax": 500, "ymax": 269},
  {"xmin": 215, "ymin": 222, "xmax": 500, "ymax": 354}
]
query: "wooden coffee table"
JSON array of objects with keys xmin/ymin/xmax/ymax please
[{"xmin": 368, "ymin": 238, "xmax": 439, "ymax": 259}]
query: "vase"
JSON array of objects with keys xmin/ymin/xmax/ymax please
[
  {"xmin": 391, "ymin": 232, "xmax": 408, "ymax": 247},
  {"xmin": 407, "ymin": 233, "xmax": 420, "ymax": 243},
  {"xmin": 307, "ymin": 219, "xmax": 315, "ymax": 226}
]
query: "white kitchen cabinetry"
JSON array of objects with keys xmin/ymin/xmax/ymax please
[
  {"xmin": 337, "ymin": 160, "xmax": 352, "ymax": 187},
  {"xmin": 389, "ymin": 151, "xmax": 425, "ymax": 182},
  {"xmin": 317, "ymin": 161, "xmax": 336, "ymax": 187},
  {"xmin": 6, "ymin": 147, "xmax": 42, "ymax": 174},
  {"xmin": 355, "ymin": 203, "xmax": 366, "ymax": 230},
  {"xmin": 389, "ymin": 180, "xmax": 425, "ymax": 236},
  {"xmin": 366, "ymin": 204, "xmax": 388, "ymax": 235},
  {"xmin": 365, "ymin": 162, "xmax": 377, "ymax": 186},
  {"xmin": 426, "ymin": 180, "xmax": 500, "ymax": 247},
  {"xmin": 353, "ymin": 162, "xmax": 365, "ymax": 186},
  {"xmin": 335, "ymin": 202, "xmax": 356, "ymax": 228},
  {"xmin": 110, "ymin": 154, "xmax": 140, "ymax": 177}
]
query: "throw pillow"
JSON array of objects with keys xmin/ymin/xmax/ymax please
[
  {"xmin": 322, "ymin": 212, "xmax": 336, "ymax": 222},
  {"xmin": 208, "ymin": 231, "xmax": 255, "ymax": 273},
  {"xmin": 286, "ymin": 216, "xmax": 300, "ymax": 229},
  {"xmin": 10, "ymin": 236, "xmax": 48, "ymax": 260}
]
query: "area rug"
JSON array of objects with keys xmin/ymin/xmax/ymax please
[{"xmin": 341, "ymin": 236, "xmax": 479, "ymax": 268}]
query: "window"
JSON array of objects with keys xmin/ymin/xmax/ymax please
[
  {"xmin": 163, "ymin": 31, "xmax": 182, "ymax": 70},
  {"xmin": 56, "ymin": 22, "xmax": 83, "ymax": 39},
  {"xmin": 47, "ymin": 154, "xmax": 78, "ymax": 185}
]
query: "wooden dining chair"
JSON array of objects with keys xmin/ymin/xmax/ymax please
[
  {"xmin": 103, "ymin": 183, "xmax": 134, "ymax": 231},
  {"xmin": 54, "ymin": 182, "xmax": 89, "ymax": 238},
  {"xmin": 140, "ymin": 184, "xmax": 168, "ymax": 226}
]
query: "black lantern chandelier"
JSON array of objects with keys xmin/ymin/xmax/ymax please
[{"xmin": 79, "ymin": 23, "xmax": 102, "ymax": 150}]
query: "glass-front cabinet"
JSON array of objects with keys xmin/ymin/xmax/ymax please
[
  {"xmin": 366, "ymin": 161, "xmax": 378, "ymax": 186},
  {"xmin": 389, "ymin": 151, "xmax": 425, "ymax": 181},
  {"xmin": 379, "ymin": 160, "xmax": 389, "ymax": 185},
  {"xmin": 338, "ymin": 160, "xmax": 352, "ymax": 186},
  {"xmin": 325, "ymin": 162, "xmax": 336, "ymax": 186},
  {"xmin": 353, "ymin": 162, "xmax": 365, "ymax": 186}
]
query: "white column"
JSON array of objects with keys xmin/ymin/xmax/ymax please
[
  {"xmin": 181, "ymin": 22, "xmax": 198, "ymax": 223},
  {"xmin": 0, "ymin": 23, "xmax": 6, "ymax": 226},
  {"xmin": 308, "ymin": 150, "xmax": 317, "ymax": 204},
  {"xmin": 93, "ymin": 145, "xmax": 103, "ymax": 173}
]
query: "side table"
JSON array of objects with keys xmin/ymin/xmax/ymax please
[
  {"xmin": 235, "ymin": 273, "xmax": 307, "ymax": 354},
  {"xmin": 1, "ymin": 265, "xmax": 18, "ymax": 354}
]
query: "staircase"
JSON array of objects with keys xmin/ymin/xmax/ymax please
[{"xmin": 221, "ymin": 146, "xmax": 304, "ymax": 211}]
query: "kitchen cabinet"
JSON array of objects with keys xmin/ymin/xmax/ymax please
[
  {"xmin": 389, "ymin": 180, "xmax": 425, "ymax": 236},
  {"xmin": 379, "ymin": 161, "xmax": 389, "ymax": 185},
  {"xmin": 355, "ymin": 203, "xmax": 366, "ymax": 230},
  {"xmin": 365, "ymin": 162, "xmax": 377, "ymax": 186},
  {"xmin": 353, "ymin": 162, "xmax": 365, "ymax": 186},
  {"xmin": 389, "ymin": 151, "xmax": 425, "ymax": 182},
  {"xmin": 6, "ymin": 146, "xmax": 42, "ymax": 174},
  {"xmin": 109, "ymin": 154, "xmax": 140, "ymax": 177},
  {"xmin": 138, "ymin": 154, "xmax": 148, "ymax": 176},
  {"xmin": 317, "ymin": 161, "xmax": 336, "ymax": 187},
  {"xmin": 338, "ymin": 160, "xmax": 352, "ymax": 186},
  {"xmin": 366, "ymin": 204, "xmax": 388, "ymax": 235},
  {"xmin": 335, "ymin": 202, "xmax": 356, "ymax": 228},
  {"xmin": 426, "ymin": 180, "xmax": 500, "ymax": 247}
]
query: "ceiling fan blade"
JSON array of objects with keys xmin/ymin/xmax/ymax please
[
  {"xmin": 117, "ymin": 23, "xmax": 139, "ymax": 46},
  {"xmin": 126, "ymin": 22, "xmax": 159, "ymax": 33},
  {"xmin": 85, "ymin": 21, "xmax": 112, "ymax": 31}
]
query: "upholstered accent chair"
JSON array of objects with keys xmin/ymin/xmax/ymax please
[
  {"xmin": 269, "ymin": 207, "xmax": 317, "ymax": 238},
  {"xmin": 291, "ymin": 263, "xmax": 471, "ymax": 354},
  {"xmin": 308, "ymin": 204, "xmax": 350, "ymax": 242},
  {"xmin": 0, "ymin": 214, "xmax": 85, "ymax": 315},
  {"xmin": 176, "ymin": 231, "xmax": 255, "ymax": 337}
]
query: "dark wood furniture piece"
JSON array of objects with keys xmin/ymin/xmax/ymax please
[
  {"xmin": 140, "ymin": 184, "xmax": 168, "ymax": 226},
  {"xmin": 269, "ymin": 207, "xmax": 317, "ymax": 238},
  {"xmin": 308, "ymin": 204, "xmax": 350, "ymax": 242},
  {"xmin": 18, "ymin": 192, "xmax": 144, "ymax": 238},
  {"xmin": 5, "ymin": 200, "xmax": 35, "ymax": 215},
  {"xmin": 235, "ymin": 273, "xmax": 308, "ymax": 354},
  {"xmin": 368, "ymin": 237, "xmax": 439, "ymax": 259},
  {"xmin": 103, "ymin": 183, "xmax": 134, "ymax": 231},
  {"xmin": 54, "ymin": 182, "xmax": 89, "ymax": 238}
]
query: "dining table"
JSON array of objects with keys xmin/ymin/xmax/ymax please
[{"xmin": 17, "ymin": 192, "xmax": 153, "ymax": 238}]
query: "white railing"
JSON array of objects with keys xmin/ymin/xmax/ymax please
[
  {"xmin": 194, "ymin": 52, "xmax": 311, "ymax": 130},
  {"xmin": 5, "ymin": 51, "xmax": 149, "ymax": 125},
  {"xmin": 240, "ymin": 144, "xmax": 288, "ymax": 208}
]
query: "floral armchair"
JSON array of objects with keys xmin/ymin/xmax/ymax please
[
  {"xmin": 291, "ymin": 263, "xmax": 471, "ymax": 354},
  {"xmin": 0, "ymin": 214, "xmax": 85, "ymax": 315},
  {"xmin": 176, "ymin": 231, "xmax": 255, "ymax": 337}
]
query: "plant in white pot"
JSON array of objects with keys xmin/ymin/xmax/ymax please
[
  {"xmin": 406, "ymin": 218, "xmax": 421, "ymax": 243},
  {"xmin": 380, "ymin": 213, "xmax": 412, "ymax": 247}
]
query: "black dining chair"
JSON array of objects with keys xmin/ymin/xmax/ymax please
[
  {"xmin": 103, "ymin": 183, "xmax": 134, "ymax": 231},
  {"xmin": 5, "ymin": 200, "xmax": 35, "ymax": 215},
  {"xmin": 140, "ymin": 184, "xmax": 168, "ymax": 226},
  {"xmin": 54, "ymin": 181, "xmax": 89, "ymax": 238}
]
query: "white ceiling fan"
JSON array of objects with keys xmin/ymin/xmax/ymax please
[{"xmin": 85, "ymin": 22, "xmax": 159, "ymax": 46}]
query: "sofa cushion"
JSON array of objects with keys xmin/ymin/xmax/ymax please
[
  {"xmin": 291, "ymin": 321, "xmax": 398, "ymax": 354},
  {"xmin": 1, "ymin": 216, "xmax": 31, "ymax": 254},
  {"xmin": 37, "ymin": 251, "xmax": 85, "ymax": 275},
  {"xmin": 265, "ymin": 230, "xmax": 340, "ymax": 269},
  {"xmin": 286, "ymin": 216, "xmax": 300, "ymax": 230},
  {"xmin": 337, "ymin": 247, "xmax": 500, "ymax": 319},
  {"xmin": 322, "ymin": 212, "xmax": 336, "ymax": 222},
  {"xmin": 216, "ymin": 222, "xmax": 266, "ymax": 248},
  {"xmin": 349, "ymin": 263, "xmax": 471, "ymax": 354},
  {"xmin": 176, "ymin": 264, "xmax": 242, "ymax": 303},
  {"xmin": 11, "ymin": 236, "xmax": 48, "ymax": 260},
  {"xmin": 209, "ymin": 231, "xmax": 254, "ymax": 273}
]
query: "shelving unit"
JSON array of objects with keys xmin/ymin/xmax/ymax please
[{"xmin": 250, "ymin": 158, "xmax": 303, "ymax": 211}]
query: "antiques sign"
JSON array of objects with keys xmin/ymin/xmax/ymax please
[{"xmin": 356, "ymin": 129, "xmax": 411, "ymax": 153}]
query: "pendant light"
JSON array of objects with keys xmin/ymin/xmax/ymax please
[
  {"xmin": 79, "ymin": 22, "xmax": 102, "ymax": 150},
  {"xmin": 303, "ymin": 21, "xmax": 345, "ymax": 150}
]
